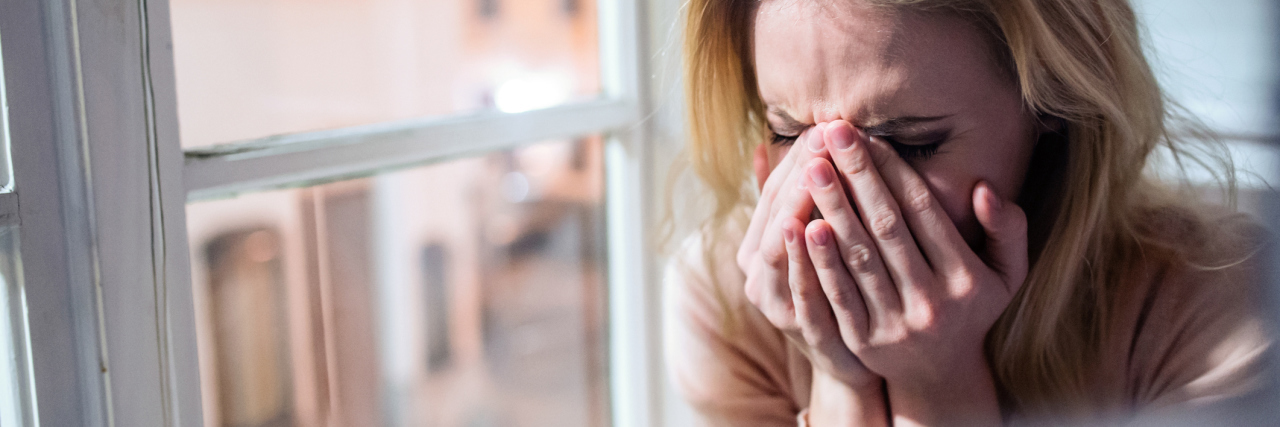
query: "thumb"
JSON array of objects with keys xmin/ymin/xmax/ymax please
[
  {"xmin": 754, "ymin": 143, "xmax": 771, "ymax": 193},
  {"xmin": 973, "ymin": 182, "xmax": 1028, "ymax": 293}
]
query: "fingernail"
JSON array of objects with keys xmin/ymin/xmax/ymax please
[
  {"xmin": 807, "ymin": 126, "xmax": 826, "ymax": 153},
  {"xmin": 830, "ymin": 123, "xmax": 855, "ymax": 150},
  {"xmin": 783, "ymin": 226, "xmax": 797, "ymax": 244},
  {"xmin": 808, "ymin": 163, "xmax": 832, "ymax": 188},
  {"xmin": 811, "ymin": 225, "xmax": 831, "ymax": 246}
]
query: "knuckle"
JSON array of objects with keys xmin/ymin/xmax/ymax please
[
  {"xmin": 951, "ymin": 269, "xmax": 979, "ymax": 290},
  {"xmin": 841, "ymin": 147, "xmax": 875, "ymax": 177},
  {"xmin": 843, "ymin": 243, "xmax": 876, "ymax": 273},
  {"xmin": 869, "ymin": 326, "xmax": 903, "ymax": 348},
  {"xmin": 912, "ymin": 306, "xmax": 937, "ymax": 329},
  {"xmin": 904, "ymin": 186, "xmax": 934, "ymax": 214},
  {"xmin": 869, "ymin": 210, "xmax": 904, "ymax": 240},
  {"xmin": 824, "ymin": 284, "xmax": 860, "ymax": 309}
]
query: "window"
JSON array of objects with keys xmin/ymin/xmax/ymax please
[
  {"xmin": 168, "ymin": 0, "xmax": 654, "ymax": 425},
  {"xmin": 0, "ymin": 0, "xmax": 670, "ymax": 424}
]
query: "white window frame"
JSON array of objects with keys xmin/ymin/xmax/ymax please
[{"xmin": 0, "ymin": 0, "xmax": 687, "ymax": 425}]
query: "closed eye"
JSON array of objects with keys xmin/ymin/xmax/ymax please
[
  {"xmin": 770, "ymin": 131, "xmax": 800, "ymax": 146},
  {"xmin": 886, "ymin": 139, "xmax": 941, "ymax": 159}
]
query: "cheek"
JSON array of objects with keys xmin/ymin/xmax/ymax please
[
  {"xmin": 767, "ymin": 145, "xmax": 789, "ymax": 171},
  {"xmin": 916, "ymin": 148, "xmax": 1030, "ymax": 247},
  {"xmin": 918, "ymin": 169, "xmax": 983, "ymax": 245}
]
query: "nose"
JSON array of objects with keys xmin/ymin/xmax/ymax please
[{"xmin": 810, "ymin": 105, "xmax": 845, "ymax": 125}]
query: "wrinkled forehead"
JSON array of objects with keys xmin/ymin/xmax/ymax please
[
  {"xmin": 752, "ymin": 1, "xmax": 908, "ymax": 118},
  {"xmin": 751, "ymin": 0, "xmax": 995, "ymax": 124}
]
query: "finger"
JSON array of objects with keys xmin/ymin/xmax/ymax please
[
  {"xmin": 753, "ymin": 166, "xmax": 822, "ymax": 324},
  {"xmin": 805, "ymin": 219, "xmax": 871, "ymax": 345},
  {"xmin": 744, "ymin": 257, "xmax": 796, "ymax": 331},
  {"xmin": 864, "ymin": 133, "xmax": 979, "ymax": 276},
  {"xmin": 803, "ymin": 158, "xmax": 902, "ymax": 318},
  {"xmin": 767, "ymin": 123, "xmax": 829, "ymax": 227},
  {"xmin": 738, "ymin": 139, "xmax": 801, "ymax": 271},
  {"xmin": 824, "ymin": 121, "xmax": 933, "ymax": 293},
  {"xmin": 758, "ymin": 160, "xmax": 821, "ymax": 269},
  {"xmin": 783, "ymin": 217, "xmax": 847, "ymax": 357},
  {"xmin": 973, "ymin": 182, "xmax": 1029, "ymax": 293}
]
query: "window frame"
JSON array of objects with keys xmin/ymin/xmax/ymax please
[{"xmin": 0, "ymin": 0, "xmax": 681, "ymax": 425}]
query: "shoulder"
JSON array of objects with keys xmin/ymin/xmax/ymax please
[
  {"xmin": 1112, "ymin": 206, "xmax": 1274, "ymax": 410},
  {"xmin": 665, "ymin": 208, "xmax": 755, "ymax": 327},
  {"xmin": 663, "ymin": 208, "xmax": 809, "ymax": 424}
]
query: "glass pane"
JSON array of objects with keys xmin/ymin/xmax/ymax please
[
  {"xmin": 169, "ymin": 0, "xmax": 601, "ymax": 148},
  {"xmin": 186, "ymin": 137, "xmax": 608, "ymax": 427},
  {"xmin": 0, "ymin": 226, "xmax": 32, "ymax": 427}
]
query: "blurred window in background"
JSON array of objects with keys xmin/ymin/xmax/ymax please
[
  {"xmin": 186, "ymin": 138, "xmax": 608, "ymax": 427},
  {"xmin": 172, "ymin": 0, "xmax": 612, "ymax": 426},
  {"xmin": 169, "ymin": 0, "xmax": 600, "ymax": 147},
  {"xmin": 1135, "ymin": 0, "xmax": 1280, "ymax": 215}
]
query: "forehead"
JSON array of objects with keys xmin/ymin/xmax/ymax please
[{"xmin": 752, "ymin": 1, "xmax": 1003, "ymax": 124}]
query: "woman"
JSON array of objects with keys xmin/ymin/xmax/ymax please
[{"xmin": 664, "ymin": 0, "xmax": 1273, "ymax": 425}]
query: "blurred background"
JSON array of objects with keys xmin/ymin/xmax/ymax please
[
  {"xmin": 162, "ymin": 0, "xmax": 1279, "ymax": 427},
  {"xmin": 172, "ymin": 0, "xmax": 608, "ymax": 426}
]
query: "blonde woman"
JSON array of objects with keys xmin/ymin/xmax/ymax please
[{"xmin": 664, "ymin": 0, "xmax": 1273, "ymax": 425}]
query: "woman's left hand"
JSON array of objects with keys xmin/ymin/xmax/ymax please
[{"xmin": 800, "ymin": 120, "xmax": 1029, "ymax": 426}]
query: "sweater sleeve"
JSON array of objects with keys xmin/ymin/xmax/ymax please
[{"xmin": 663, "ymin": 231, "xmax": 808, "ymax": 426}]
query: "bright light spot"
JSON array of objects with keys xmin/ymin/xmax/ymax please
[{"xmin": 494, "ymin": 73, "xmax": 572, "ymax": 113}]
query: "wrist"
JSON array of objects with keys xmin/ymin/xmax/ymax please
[
  {"xmin": 886, "ymin": 360, "xmax": 1002, "ymax": 427},
  {"xmin": 809, "ymin": 369, "xmax": 888, "ymax": 426}
]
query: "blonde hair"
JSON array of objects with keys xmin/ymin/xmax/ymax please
[{"xmin": 681, "ymin": 0, "xmax": 1248, "ymax": 416}]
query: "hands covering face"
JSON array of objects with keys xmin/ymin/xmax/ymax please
[{"xmin": 737, "ymin": 120, "xmax": 1029, "ymax": 390}]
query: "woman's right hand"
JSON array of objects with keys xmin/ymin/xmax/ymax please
[{"xmin": 737, "ymin": 123, "xmax": 882, "ymax": 393}]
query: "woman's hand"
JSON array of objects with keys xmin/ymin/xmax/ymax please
[
  {"xmin": 737, "ymin": 125, "xmax": 888, "ymax": 425},
  {"xmin": 801, "ymin": 121, "xmax": 1028, "ymax": 426}
]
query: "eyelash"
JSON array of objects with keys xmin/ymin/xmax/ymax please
[
  {"xmin": 879, "ymin": 136, "xmax": 943, "ymax": 160},
  {"xmin": 770, "ymin": 132, "xmax": 800, "ymax": 146},
  {"xmin": 769, "ymin": 130, "xmax": 943, "ymax": 160}
]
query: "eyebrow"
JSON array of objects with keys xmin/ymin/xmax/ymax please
[
  {"xmin": 766, "ymin": 107, "xmax": 951, "ymax": 135},
  {"xmin": 766, "ymin": 108, "xmax": 807, "ymax": 134},
  {"xmin": 862, "ymin": 115, "xmax": 952, "ymax": 135}
]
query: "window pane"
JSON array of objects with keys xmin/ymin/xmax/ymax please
[
  {"xmin": 169, "ymin": 0, "xmax": 601, "ymax": 148},
  {"xmin": 186, "ymin": 137, "xmax": 608, "ymax": 427}
]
